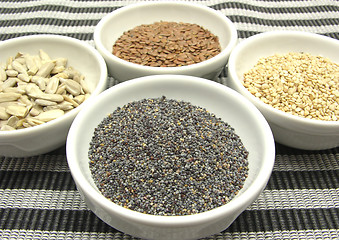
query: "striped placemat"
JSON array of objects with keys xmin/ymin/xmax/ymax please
[{"xmin": 0, "ymin": 0, "xmax": 338, "ymax": 239}]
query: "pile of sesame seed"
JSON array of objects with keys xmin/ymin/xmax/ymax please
[
  {"xmin": 88, "ymin": 96, "xmax": 249, "ymax": 216},
  {"xmin": 243, "ymin": 52, "xmax": 339, "ymax": 121}
]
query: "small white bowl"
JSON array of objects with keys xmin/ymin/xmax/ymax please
[
  {"xmin": 0, "ymin": 34, "xmax": 108, "ymax": 157},
  {"xmin": 66, "ymin": 75, "xmax": 275, "ymax": 240},
  {"xmin": 94, "ymin": 1, "xmax": 237, "ymax": 82},
  {"xmin": 227, "ymin": 31, "xmax": 339, "ymax": 150}
]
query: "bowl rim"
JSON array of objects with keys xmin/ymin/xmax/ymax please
[
  {"xmin": 93, "ymin": 1, "xmax": 238, "ymax": 72},
  {"xmin": 66, "ymin": 74, "xmax": 275, "ymax": 227},
  {"xmin": 0, "ymin": 34, "xmax": 108, "ymax": 139},
  {"xmin": 228, "ymin": 30, "xmax": 339, "ymax": 131}
]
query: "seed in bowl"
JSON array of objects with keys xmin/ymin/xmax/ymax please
[
  {"xmin": 0, "ymin": 50, "xmax": 91, "ymax": 130},
  {"xmin": 112, "ymin": 21, "xmax": 221, "ymax": 67},
  {"xmin": 243, "ymin": 52, "xmax": 339, "ymax": 121},
  {"xmin": 89, "ymin": 96, "xmax": 249, "ymax": 216}
]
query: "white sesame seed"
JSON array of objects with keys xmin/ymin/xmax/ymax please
[{"xmin": 243, "ymin": 52, "xmax": 339, "ymax": 121}]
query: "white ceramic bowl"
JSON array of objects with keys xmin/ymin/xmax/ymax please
[
  {"xmin": 0, "ymin": 34, "xmax": 108, "ymax": 157},
  {"xmin": 66, "ymin": 75, "xmax": 275, "ymax": 240},
  {"xmin": 227, "ymin": 31, "xmax": 339, "ymax": 150},
  {"xmin": 94, "ymin": 1, "xmax": 237, "ymax": 82}
]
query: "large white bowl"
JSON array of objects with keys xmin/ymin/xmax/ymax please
[
  {"xmin": 94, "ymin": 1, "xmax": 237, "ymax": 82},
  {"xmin": 227, "ymin": 31, "xmax": 339, "ymax": 150},
  {"xmin": 66, "ymin": 75, "xmax": 275, "ymax": 240},
  {"xmin": 0, "ymin": 35, "xmax": 108, "ymax": 157}
]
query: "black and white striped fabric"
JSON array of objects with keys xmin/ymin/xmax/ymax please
[{"xmin": 0, "ymin": 1, "xmax": 338, "ymax": 239}]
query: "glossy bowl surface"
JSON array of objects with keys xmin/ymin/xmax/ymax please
[
  {"xmin": 227, "ymin": 31, "xmax": 339, "ymax": 150},
  {"xmin": 0, "ymin": 34, "xmax": 108, "ymax": 157},
  {"xmin": 94, "ymin": 1, "xmax": 237, "ymax": 82},
  {"xmin": 66, "ymin": 75, "xmax": 275, "ymax": 240}
]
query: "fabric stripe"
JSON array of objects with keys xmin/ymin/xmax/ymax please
[
  {"xmin": 0, "ymin": 230, "xmax": 134, "ymax": 240},
  {"xmin": 0, "ymin": 0, "xmax": 337, "ymax": 7},
  {"xmin": 0, "ymin": 25, "xmax": 96, "ymax": 35},
  {"xmin": 248, "ymin": 189, "xmax": 339, "ymax": 210},
  {"xmin": 0, "ymin": 189, "xmax": 88, "ymax": 210},
  {"xmin": 236, "ymin": 30, "xmax": 339, "ymax": 40},
  {"xmin": 1, "ymin": 8, "xmax": 339, "ymax": 22},
  {"xmin": 0, "ymin": 171, "xmax": 76, "ymax": 191},
  {"xmin": 273, "ymin": 153, "xmax": 339, "ymax": 171},
  {"xmin": 213, "ymin": 2, "xmax": 339, "ymax": 14},
  {"xmin": 234, "ymin": 22, "xmax": 339, "ymax": 34},
  {"xmin": 1, "ymin": 152, "xmax": 338, "ymax": 172},
  {"xmin": 0, "ymin": 153, "xmax": 337, "ymax": 193},
  {"xmin": 0, "ymin": 169, "xmax": 337, "ymax": 191},
  {"xmin": 1, "ymin": 1, "xmax": 338, "ymax": 13},
  {"xmin": 2, "ymin": 16, "xmax": 339, "ymax": 28},
  {"xmin": 0, "ymin": 155, "xmax": 69, "ymax": 172},
  {"xmin": 266, "ymin": 170, "xmax": 339, "ymax": 190},
  {"xmin": 0, "ymin": 229, "xmax": 338, "ymax": 240},
  {"xmin": 1, "ymin": 188, "xmax": 338, "ymax": 211},
  {"xmin": 0, "ymin": 208, "xmax": 338, "ymax": 233},
  {"xmin": 217, "ymin": 229, "xmax": 339, "ymax": 239},
  {"xmin": 228, "ymin": 208, "xmax": 339, "ymax": 232},
  {"xmin": 0, "ymin": 32, "xmax": 94, "ymax": 41},
  {"xmin": 0, "ymin": 208, "xmax": 113, "ymax": 233},
  {"xmin": 0, "ymin": 18, "xmax": 99, "ymax": 27}
]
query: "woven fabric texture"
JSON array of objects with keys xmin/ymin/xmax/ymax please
[{"xmin": 0, "ymin": 0, "xmax": 338, "ymax": 239}]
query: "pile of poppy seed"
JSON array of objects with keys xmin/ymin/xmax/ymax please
[{"xmin": 88, "ymin": 96, "xmax": 249, "ymax": 216}]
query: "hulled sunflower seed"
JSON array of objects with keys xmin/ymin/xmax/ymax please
[
  {"xmin": 45, "ymin": 77, "xmax": 60, "ymax": 94},
  {"xmin": 36, "ymin": 61, "xmax": 55, "ymax": 78},
  {"xmin": 31, "ymin": 76, "xmax": 47, "ymax": 91},
  {"xmin": 51, "ymin": 65, "xmax": 66, "ymax": 74},
  {"xmin": 17, "ymin": 73, "xmax": 31, "ymax": 83},
  {"xmin": 37, "ymin": 93, "xmax": 64, "ymax": 102},
  {"xmin": 56, "ymin": 101, "xmax": 74, "ymax": 111},
  {"xmin": 55, "ymin": 84, "xmax": 66, "ymax": 95},
  {"xmin": 1, "ymin": 78, "xmax": 18, "ymax": 90},
  {"xmin": 64, "ymin": 79, "xmax": 82, "ymax": 96},
  {"xmin": 5, "ymin": 105, "xmax": 29, "ymax": 117},
  {"xmin": 29, "ymin": 104, "xmax": 43, "ymax": 116},
  {"xmin": 0, "ymin": 92, "xmax": 21, "ymax": 103},
  {"xmin": 6, "ymin": 56, "xmax": 13, "ymax": 69},
  {"xmin": 1, "ymin": 125, "xmax": 15, "ymax": 131},
  {"xmin": 0, "ymin": 68, "xmax": 7, "ymax": 81},
  {"xmin": 0, "ymin": 50, "xmax": 90, "ymax": 130},
  {"xmin": 25, "ymin": 55, "xmax": 39, "ymax": 75},
  {"xmin": 80, "ymin": 79, "xmax": 91, "ymax": 94},
  {"xmin": 26, "ymin": 117, "xmax": 45, "ymax": 127},
  {"xmin": 73, "ymin": 95, "xmax": 85, "ymax": 104},
  {"xmin": 63, "ymin": 95, "xmax": 79, "ymax": 107},
  {"xmin": 18, "ymin": 95, "xmax": 33, "ymax": 106},
  {"xmin": 35, "ymin": 109, "xmax": 64, "ymax": 122},
  {"xmin": 12, "ymin": 60, "xmax": 27, "ymax": 74},
  {"xmin": 0, "ymin": 106, "xmax": 10, "ymax": 120},
  {"xmin": 3, "ymin": 87, "xmax": 26, "ymax": 95},
  {"xmin": 39, "ymin": 49, "xmax": 51, "ymax": 62},
  {"xmin": 25, "ymin": 83, "xmax": 43, "ymax": 98},
  {"xmin": 7, "ymin": 115, "xmax": 20, "ymax": 128},
  {"xmin": 5, "ymin": 69, "xmax": 18, "ymax": 77},
  {"xmin": 55, "ymin": 57, "xmax": 68, "ymax": 67},
  {"xmin": 35, "ymin": 99, "xmax": 58, "ymax": 106}
]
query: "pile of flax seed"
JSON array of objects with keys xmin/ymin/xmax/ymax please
[{"xmin": 112, "ymin": 21, "xmax": 221, "ymax": 67}]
